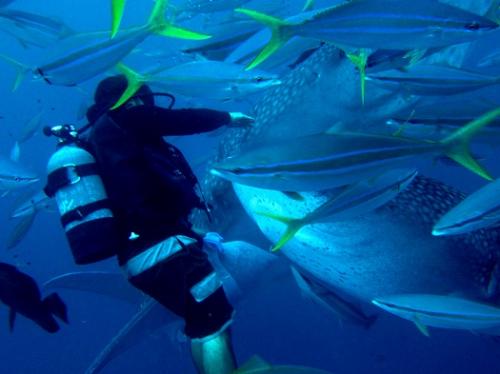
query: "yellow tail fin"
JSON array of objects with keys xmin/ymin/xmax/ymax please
[
  {"xmin": 110, "ymin": 64, "xmax": 145, "ymax": 110},
  {"xmin": 255, "ymin": 211, "xmax": 305, "ymax": 252},
  {"xmin": 0, "ymin": 54, "xmax": 30, "ymax": 91},
  {"xmin": 235, "ymin": 8, "xmax": 292, "ymax": 70},
  {"xmin": 111, "ymin": 0, "xmax": 127, "ymax": 38},
  {"xmin": 441, "ymin": 107, "xmax": 500, "ymax": 180},
  {"xmin": 149, "ymin": 0, "xmax": 211, "ymax": 40}
]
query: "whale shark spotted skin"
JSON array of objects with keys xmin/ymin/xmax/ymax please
[{"xmin": 233, "ymin": 175, "xmax": 500, "ymax": 303}]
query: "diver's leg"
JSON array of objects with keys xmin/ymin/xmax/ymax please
[
  {"xmin": 191, "ymin": 328, "xmax": 236, "ymax": 374},
  {"xmin": 124, "ymin": 239, "xmax": 236, "ymax": 373}
]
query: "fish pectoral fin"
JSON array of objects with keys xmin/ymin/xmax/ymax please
[
  {"xmin": 8, "ymin": 308, "xmax": 16, "ymax": 332},
  {"xmin": 43, "ymin": 293, "xmax": 68, "ymax": 324},
  {"xmin": 235, "ymin": 355, "xmax": 272, "ymax": 373},
  {"xmin": 413, "ymin": 314, "xmax": 430, "ymax": 337}
]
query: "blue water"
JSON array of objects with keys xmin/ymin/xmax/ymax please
[{"xmin": 1, "ymin": 0, "xmax": 500, "ymax": 373}]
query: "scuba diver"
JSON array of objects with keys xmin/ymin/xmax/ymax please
[{"xmin": 44, "ymin": 75, "xmax": 254, "ymax": 374}]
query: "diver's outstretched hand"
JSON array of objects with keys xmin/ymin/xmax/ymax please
[{"xmin": 229, "ymin": 112, "xmax": 255, "ymax": 128}]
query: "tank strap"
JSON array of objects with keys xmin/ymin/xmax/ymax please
[
  {"xmin": 44, "ymin": 163, "xmax": 98, "ymax": 197},
  {"xmin": 61, "ymin": 199, "xmax": 112, "ymax": 227}
]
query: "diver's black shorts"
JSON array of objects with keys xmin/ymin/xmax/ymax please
[{"xmin": 128, "ymin": 242, "xmax": 233, "ymax": 339}]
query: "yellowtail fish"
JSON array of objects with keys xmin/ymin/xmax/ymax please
[
  {"xmin": 111, "ymin": 61, "xmax": 280, "ymax": 108},
  {"xmin": 236, "ymin": 0, "xmax": 498, "ymax": 69},
  {"xmin": 433, "ymin": 178, "xmax": 500, "ymax": 236},
  {"xmin": 212, "ymin": 108, "xmax": 500, "ymax": 192},
  {"xmin": 367, "ymin": 64, "xmax": 500, "ymax": 96},
  {"xmin": 0, "ymin": 8, "xmax": 73, "ymax": 47},
  {"xmin": 0, "ymin": 0, "xmax": 210, "ymax": 88},
  {"xmin": 372, "ymin": 294, "xmax": 500, "ymax": 336}
]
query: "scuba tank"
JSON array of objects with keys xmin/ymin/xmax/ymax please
[{"xmin": 44, "ymin": 124, "xmax": 122, "ymax": 264}]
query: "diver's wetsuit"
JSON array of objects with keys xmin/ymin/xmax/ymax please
[{"xmin": 85, "ymin": 103, "xmax": 234, "ymax": 339}]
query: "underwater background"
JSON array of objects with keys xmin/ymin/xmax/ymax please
[{"xmin": 0, "ymin": 0, "xmax": 499, "ymax": 373}]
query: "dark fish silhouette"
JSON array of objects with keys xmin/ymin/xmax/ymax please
[{"xmin": 0, "ymin": 262, "xmax": 67, "ymax": 333}]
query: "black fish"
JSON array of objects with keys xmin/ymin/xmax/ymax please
[{"xmin": 0, "ymin": 262, "xmax": 68, "ymax": 333}]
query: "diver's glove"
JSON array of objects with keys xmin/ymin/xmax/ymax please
[
  {"xmin": 228, "ymin": 112, "xmax": 255, "ymax": 128},
  {"xmin": 203, "ymin": 232, "xmax": 224, "ymax": 252}
]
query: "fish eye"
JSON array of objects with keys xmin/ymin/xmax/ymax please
[
  {"xmin": 255, "ymin": 76, "xmax": 264, "ymax": 82},
  {"xmin": 465, "ymin": 22, "xmax": 480, "ymax": 30}
]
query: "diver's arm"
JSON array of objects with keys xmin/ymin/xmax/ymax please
[{"xmin": 114, "ymin": 106, "xmax": 231, "ymax": 136}]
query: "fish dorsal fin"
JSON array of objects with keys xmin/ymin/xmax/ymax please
[
  {"xmin": 236, "ymin": 355, "xmax": 271, "ymax": 373},
  {"xmin": 325, "ymin": 122, "xmax": 346, "ymax": 135},
  {"xmin": 413, "ymin": 314, "xmax": 430, "ymax": 337},
  {"xmin": 291, "ymin": 266, "xmax": 313, "ymax": 299},
  {"xmin": 9, "ymin": 308, "xmax": 16, "ymax": 332}
]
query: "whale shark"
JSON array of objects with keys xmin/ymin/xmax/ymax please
[{"xmin": 197, "ymin": 43, "xmax": 500, "ymax": 309}]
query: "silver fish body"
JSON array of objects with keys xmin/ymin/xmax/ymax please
[
  {"xmin": 212, "ymin": 132, "xmax": 440, "ymax": 191},
  {"xmin": 289, "ymin": 0, "xmax": 498, "ymax": 50},
  {"xmin": 367, "ymin": 64, "xmax": 500, "ymax": 96},
  {"xmin": 36, "ymin": 26, "xmax": 150, "ymax": 86},
  {"xmin": 372, "ymin": 294, "xmax": 500, "ymax": 332},
  {"xmin": 10, "ymin": 190, "xmax": 52, "ymax": 219},
  {"xmin": 0, "ymin": 9, "xmax": 73, "ymax": 40},
  {"xmin": 148, "ymin": 60, "xmax": 281, "ymax": 100},
  {"xmin": 0, "ymin": 156, "xmax": 38, "ymax": 191},
  {"xmin": 433, "ymin": 178, "xmax": 500, "ymax": 236}
]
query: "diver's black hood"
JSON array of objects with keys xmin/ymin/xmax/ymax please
[{"xmin": 86, "ymin": 74, "xmax": 154, "ymax": 123}]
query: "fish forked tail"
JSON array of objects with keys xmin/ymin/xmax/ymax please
[
  {"xmin": 43, "ymin": 292, "xmax": 68, "ymax": 324},
  {"xmin": 0, "ymin": 54, "xmax": 30, "ymax": 91},
  {"xmin": 110, "ymin": 63, "xmax": 147, "ymax": 109},
  {"xmin": 440, "ymin": 107, "xmax": 500, "ymax": 181},
  {"xmin": 148, "ymin": 0, "xmax": 211, "ymax": 40},
  {"xmin": 235, "ymin": 8, "xmax": 292, "ymax": 70},
  {"xmin": 111, "ymin": 0, "xmax": 127, "ymax": 38},
  {"xmin": 485, "ymin": 0, "xmax": 500, "ymax": 24},
  {"xmin": 255, "ymin": 211, "xmax": 305, "ymax": 252}
]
